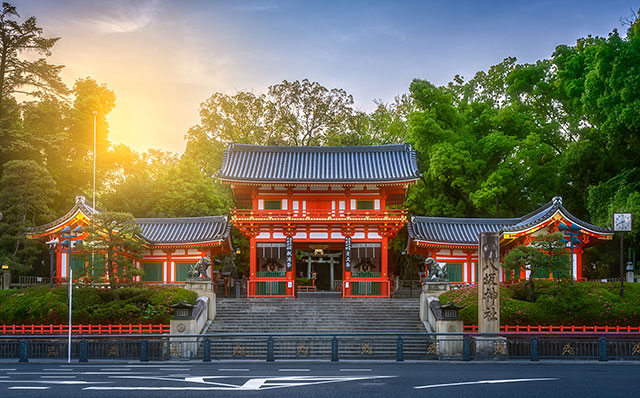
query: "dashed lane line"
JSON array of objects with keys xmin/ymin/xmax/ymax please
[
  {"xmin": 9, "ymin": 386, "xmax": 50, "ymax": 390},
  {"xmin": 40, "ymin": 376, "xmax": 77, "ymax": 378},
  {"xmin": 218, "ymin": 369, "xmax": 250, "ymax": 372},
  {"xmin": 340, "ymin": 369, "xmax": 372, "ymax": 372},
  {"xmin": 279, "ymin": 369, "xmax": 311, "ymax": 372}
]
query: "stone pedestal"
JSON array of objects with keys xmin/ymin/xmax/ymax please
[
  {"xmin": 436, "ymin": 319, "xmax": 464, "ymax": 357},
  {"xmin": 184, "ymin": 279, "xmax": 216, "ymax": 320},
  {"xmin": 626, "ymin": 270, "xmax": 635, "ymax": 283},
  {"xmin": 471, "ymin": 336, "xmax": 508, "ymax": 360},
  {"xmin": 2, "ymin": 270, "xmax": 11, "ymax": 290},
  {"xmin": 419, "ymin": 281, "xmax": 450, "ymax": 322}
]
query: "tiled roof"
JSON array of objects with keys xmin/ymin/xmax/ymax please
[
  {"xmin": 503, "ymin": 196, "xmax": 610, "ymax": 234},
  {"xmin": 218, "ymin": 143, "xmax": 421, "ymax": 184},
  {"xmin": 408, "ymin": 216, "xmax": 520, "ymax": 245},
  {"xmin": 29, "ymin": 196, "xmax": 231, "ymax": 246},
  {"xmin": 408, "ymin": 196, "xmax": 611, "ymax": 245},
  {"xmin": 135, "ymin": 216, "xmax": 231, "ymax": 244}
]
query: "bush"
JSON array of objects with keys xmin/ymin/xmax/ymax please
[
  {"xmin": 0, "ymin": 286, "xmax": 198, "ymax": 325},
  {"xmin": 439, "ymin": 281, "xmax": 640, "ymax": 326}
]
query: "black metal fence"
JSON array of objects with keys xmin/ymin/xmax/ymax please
[{"xmin": 1, "ymin": 333, "xmax": 640, "ymax": 362}]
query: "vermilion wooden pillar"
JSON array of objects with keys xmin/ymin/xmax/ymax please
[
  {"xmin": 249, "ymin": 236, "xmax": 257, "ymax": 278},
  {"xmin": 381, "ymin": 237, "xmax": 388, "ymax": 278}
]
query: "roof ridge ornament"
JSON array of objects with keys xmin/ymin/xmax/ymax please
[
  {"xmin": 552, "ymin": 196, "xmax": 563, "ymax": 206},
  {"xmin": 75, "ymin": 195, "xmax": 86, "ymax": 205}
]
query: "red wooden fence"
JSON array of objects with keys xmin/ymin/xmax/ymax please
[
  {"xmin": 0, "ymin": 324, "xmax": 170, "ymax": 334},
  {"xmin": 463, "ymin": 325, "xmax": 640, "ymax": 333}
]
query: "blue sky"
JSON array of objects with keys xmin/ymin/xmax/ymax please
[{"xmin": 15, "ymin": 0, "xmax": 638, "ymax": 153}]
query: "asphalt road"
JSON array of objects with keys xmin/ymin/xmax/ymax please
[{"xmin": 0, "ymin": 361, "xmax": 639, "ymax": 397}]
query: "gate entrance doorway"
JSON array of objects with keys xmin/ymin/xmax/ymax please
[{"xmin": 297, "ymin": 248, "xmax": 342, "ymax": 291}]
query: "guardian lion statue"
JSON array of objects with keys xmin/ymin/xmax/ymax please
[
  {"xmin": 425, "ymin": 257, "xmax": 448, "ymax": 281},
  {"xmin": 188, "ymin": 256, "xmax": 212, "ymax": 280}
]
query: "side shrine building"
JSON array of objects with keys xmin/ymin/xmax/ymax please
[
  {"xmin": 407, "ymin": 196, "xmax": 613, "ymax": 284},
  {"xmin": 28, "ymin": 196, "xmax": 232, "ymax": 284},
  {"xmin": 218, "ymin": 144, "xmax": 421, "ymax": 297}
]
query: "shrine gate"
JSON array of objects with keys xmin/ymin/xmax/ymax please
[{"xmin": 218, "ymin": 144, "xmax": 421, "ymax": 297}]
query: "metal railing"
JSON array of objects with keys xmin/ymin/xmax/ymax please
[{"xmin": 4, "ymin": 332, "xmax": 638, "ymax": 362}]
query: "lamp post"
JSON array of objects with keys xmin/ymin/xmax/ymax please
[
  {"xmin": 559, "ymin": 223, "xmax": 581, "ymax": 284},
  {"xmin": 61, "ymin": 225, "xmax": 83, "ymax": 363},
  {"xmin": 45, "ymin": 238, "xmax": 59, "ymax": 288},
  {"xmin": 613, "ymin": 213, "xmax": 632, "ymax": 298}
]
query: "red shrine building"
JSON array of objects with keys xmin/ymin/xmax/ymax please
[
  {"xmin": 218, "ymin": 144, "xmax": 421, "ymax": 298},
  {"xmin": 407, "ymin": 196, "xmax": 613, "ymax": 284},
  {"xmin": 28, "ymin": 196, "xmax": 232, "ymax": 284}
]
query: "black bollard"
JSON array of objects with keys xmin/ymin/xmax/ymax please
[
  {"xmin": 79, "ymin": 339, "xmax": 88, "ymax": 362},
  {"xmin": 203, "ymin": 338, "xmax": 211, "ymax": 362}
]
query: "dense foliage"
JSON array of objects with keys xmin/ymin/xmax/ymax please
[
  {"xmin": 0, "ymin": 1, "xmax": 638, "ymax": 277},
  {"xmin": 0, "ymin": 286, "xmax": 197, "ymax": 324},
  {"xmin": 439, "ymin": 281, "xmax": 640, "ymax": 326}
]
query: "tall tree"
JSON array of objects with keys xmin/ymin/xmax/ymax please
[
  {"xmin": 267, "ymin": 79, "xmax": 357, "ymax": 146},
  {"xmin": 0, "ymin": 2, "xmax": 67, "ymax": 118},
  {"xmin": 83, "ymin": 211, "xmax": 143, "ymax": 294},
  {"xmin": 0, "ymin": 159, "xmax": 57, "ymax": 272}
]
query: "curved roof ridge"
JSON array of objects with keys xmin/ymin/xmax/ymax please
[{"xmin": 229, "ymin": 143, "xmax": 411, "ymax": 152}]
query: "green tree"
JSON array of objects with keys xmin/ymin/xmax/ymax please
[
  {"xmin": 0, "ymin": 2, "xmax": 67, "ymax": 117},
  {"xmin": 0, "ymin": 159, "xmax": 57, "ymax": 272},
  {"xmin": 83, "ymin": 212, "xmax": 144, "ymax": 294},
  {"xmin": 503, "ymin": 232, "xmax": 571, "ymax": 299}
]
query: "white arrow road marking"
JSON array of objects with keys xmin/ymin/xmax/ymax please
[
  {"xmin": 84, "ymin": 375, "xmax": 395, "ymax": 391},
  {"xmin": 414, "ymin": 378, "xmax": 559, "ymax": 389}
]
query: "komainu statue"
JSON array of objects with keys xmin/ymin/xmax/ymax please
[
  {"xmin": 425, "ymin": 257, "xmax": 448, "ymax": 281},
  {"xmin": 188, "ymin": 256, "xmax": 212, "ymax": 280}
]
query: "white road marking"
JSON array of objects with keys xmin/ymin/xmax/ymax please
[
  {"xmin": 0, "ymin": 368, "xmax": 16, "ymax": 371},
  {"xmin": 340, "ymin": 369, "xmax": 372, "ymax": 372},
  {"xmin": 414, "ymin": 378, "xmax": 559, "ymax": 389},
  {"xmin": 86, "ymin": 375, "xmax": 396, "ymax": 391},
  {"xmin": 81, "ymin": 372, "xmax": 156, "ymax": 375},
  {"xmin": 0, "ymin": 380, "xmax": 108, "ymax": 385},
  {"xmin": 160, "ymin": 369, "xmax": 191, "ymax": 371},
  {"xmin": 9, "ymin": 386, "xmax": 50, "ymax": 390},
  {"xmin": 279, "ymin": 369, "xmax": 310, "ymax": 372},
  {"xmin": 218, "ymin": 369, "xmax": 250, "ymax": 371},
  {"xmin": 101, "ymin": 368, "xmax": 131, "ymax": 371},
  {"xmin": 40, "ymin": 375, "xmax": 77, "ymax": 379},
  {"xmin": 0, "ymin": 376, "xmax": 8, "ymax": 379},
  {"xmin": 43, "ymin": 369, "xmax": 69, "ymax": 371}
]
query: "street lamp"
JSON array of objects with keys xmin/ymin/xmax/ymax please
[
  {"xmin": 61, "ymin": 225, "xmax": 83, "ymax": 363},
  {"xmin": 45, "ymin": 237, "xmax": 59, "ymax": 288},
  {"xmin": 559, "ymin": 223, "xmax": 581, "ymax": 284}
]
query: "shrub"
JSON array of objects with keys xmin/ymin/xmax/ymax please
[
  {"xmin": 438, "ymin": 281, "xmax": 640, "ymax": 326},
  {"xmin": 0, "ymin": 286, "xmax": 198, "ymax": 325}
]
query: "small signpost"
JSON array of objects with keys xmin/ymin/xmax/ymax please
[{"xmin": 613, "ymin": 213, "xmax": 632, "ymax": 298}]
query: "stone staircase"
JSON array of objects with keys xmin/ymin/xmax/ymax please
[{"xmin": 203, "ymin": 296, "xmax": 432, "ymax": 360}]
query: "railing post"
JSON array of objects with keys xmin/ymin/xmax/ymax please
[
  {"xmin": 331, "ymin": 336, "xmax": 339, "ymax": 362},
  {"xmin": 140, "ymin": 339, "xmax": 149, "ymax": 362},
  {"xmin": 463, "ymin": 335, "xmax": 470, "ymax": 361},
  {"xmin": 530, "ymin": 336, "xmax": 539, "ymax": 361},
  {"xmin": 19, "ymin": 339, "xmax": 28, "ymax": 363},
  {"xmin": 599, "ymin": 336, "xmax": 608, "ymax": 362},
  {"xmin": 396, "ymin": 336, "xmax": 404, "ymax": 362},
  {"xmin": 203, "ymin": 338, "xmax": 211, "ymax": 362},
  {"xmin": 267, "ymin": 336, "xmax": 274, "ymax": 362},
  {"xmin": 79, "ymin": 338, "xmax": 88, "ymax": 362}
]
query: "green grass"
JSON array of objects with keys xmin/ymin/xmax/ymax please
[
  {"xmin": 439, "ymin": 280, "xmax": 640, "ymax": 326},
  {"xmin": 0, "ymin": 286, "xmax": 198, "ymax": 325}
]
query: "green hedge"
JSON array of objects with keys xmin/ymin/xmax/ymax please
[
  {"xmin": 0, "ymin": 286, "xmax": 198, "ymax": 325},
  {"xmin": 439, "ymin": 281, "xmax": 640, "ymax": 326}
]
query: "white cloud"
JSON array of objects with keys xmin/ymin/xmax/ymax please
[{"xmin": 81, "ymin": 0, "xmax": 161, "ymax": 34}]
